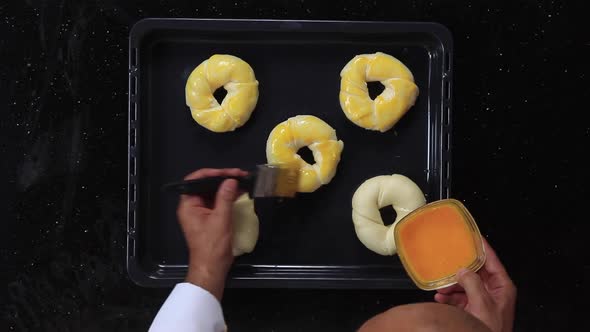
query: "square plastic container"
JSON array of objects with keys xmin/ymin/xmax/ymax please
[{"xmin": 394, "ymin": 199, "xmax": 486, "ymax": 290}]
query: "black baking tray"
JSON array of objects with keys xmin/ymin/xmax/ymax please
[{"xmin": 127, "ymin": 19, "xmax": 452, "ymax": 288}]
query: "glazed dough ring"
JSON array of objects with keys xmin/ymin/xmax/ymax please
[
  {"xmin": 266, "ymin": 115, "xmax": 344, "ymax": 193},
  {"xmin": 232, "ymin": 194, "xmax": 259, "ymax": 256},
  {"xmin": 352, "ymin": 174, "xmax": 426, "ymax": 256},
  {"xmin": 339, "ymin": 52, "xmax": 419, "ymax": 132},
  {"xmin": 185, "ymin": 54, "xmax": 259, "ymax": 132}
]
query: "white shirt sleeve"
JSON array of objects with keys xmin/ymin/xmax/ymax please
[{"xmin": 149, "ymin": 282, "xmax": 226, "ymax": 332}]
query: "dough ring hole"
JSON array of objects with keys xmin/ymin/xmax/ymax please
[
  {"xmin": 367, "ymin": 81, "xmax": 385, "ymax": 100},
  {"xmin": 379, "ymin": 205, "xmax": 398, "ymax": 226},
  {"xmin": 297, "ymin": 146, "xmax": 315, "ymax": 165},
  {"xmin": 213, "ymin": 87, "xmax": 228, "ymax": 104}
]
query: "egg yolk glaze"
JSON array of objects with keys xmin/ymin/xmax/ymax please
[
  {"xmin": 396, "ymin": 203, "xmax": 478, "ymax": 283},
  {"xmin": 339, "ymin": 52, "xmax": 419, "ymax": 132},
  {"xmin": 185, "ymin": 54, "xmax": 259, "ymax": 132},
  {"xmin": 266, "ymin": 115, "xmax": 344, "ymax": 193}
]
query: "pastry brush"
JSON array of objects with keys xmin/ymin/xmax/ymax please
[{"xmin": 163, "ymin": 164, "xmax": 299, "ymax": 198}]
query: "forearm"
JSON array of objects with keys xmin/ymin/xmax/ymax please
[{"xmin": 185, "ymin": 263, "xmax": 228, "ymax": 301}]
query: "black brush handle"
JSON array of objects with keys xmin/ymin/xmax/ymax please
[{"xmin": 163, "ymin": 174, "xmax": 255, "ymax": 197}]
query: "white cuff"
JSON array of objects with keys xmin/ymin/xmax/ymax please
[{"xmin": 149, "ymin": 283, "xmax": 226, "ymax": 332}]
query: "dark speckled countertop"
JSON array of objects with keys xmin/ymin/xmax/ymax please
[{"xmin": 2, "ymin": 1, "xmax": 589, "ymax": 331}]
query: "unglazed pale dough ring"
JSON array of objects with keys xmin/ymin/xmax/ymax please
[
  {"xmin": 266, "ymin": 115, "xmax": 344, "ymax": 193},
  {"xmin": 352, "ymin": 174, "xmax": 426, "ymax": 256},
  {"xmin": 339, "ymin": 52, "xmax": 419, "ymax": 132},
  {"xmin": 185, "ymin": 54, "xmax": 259, "ymax": 132},
  {"xmin": 232, "ymin": 194, "xmax": 259, "ymax": 256}
]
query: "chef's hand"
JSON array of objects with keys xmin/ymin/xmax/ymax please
[
  {"xmin": 177, "ymin": 168, "xmax": 248, "ymax": 300},
  {"xmin": 434, "ymin": 239, "xmax": 517, "ymax": 332}
]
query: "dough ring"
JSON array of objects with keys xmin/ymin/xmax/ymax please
[
  {"xmin": 339, "ymin": 52, "xmax": 419, "ymax": 132},
  {"xmin": 185, "ymin": 54, "xmax": 259, "ymax": 132},
  {"xmin": 232, "ymin": 194, "xmax": 259, "ymax": 256},
  {"xmin": 266, "ymin": 115, "xmax": 344, "ymax": 193},
  {"xmin": 352, "ymin": 174, "xmax": 426, "ymax": 256}
]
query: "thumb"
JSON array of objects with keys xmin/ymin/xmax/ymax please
[
  {"xmin": 213, "ymin": 179, "xmax": 238, "ymax": 220},
  {"xmin": 456, "ymin": 269, "xmax": 492, "ymax": 309}
]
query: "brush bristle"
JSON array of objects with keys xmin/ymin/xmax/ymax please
[
  {"xmin": 274, "ymin": 167, "xmax": 299, "ymax": 197},
  {"xmin": 252, "ymin": 164, "xmax": 299, "ymax": 198}
]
